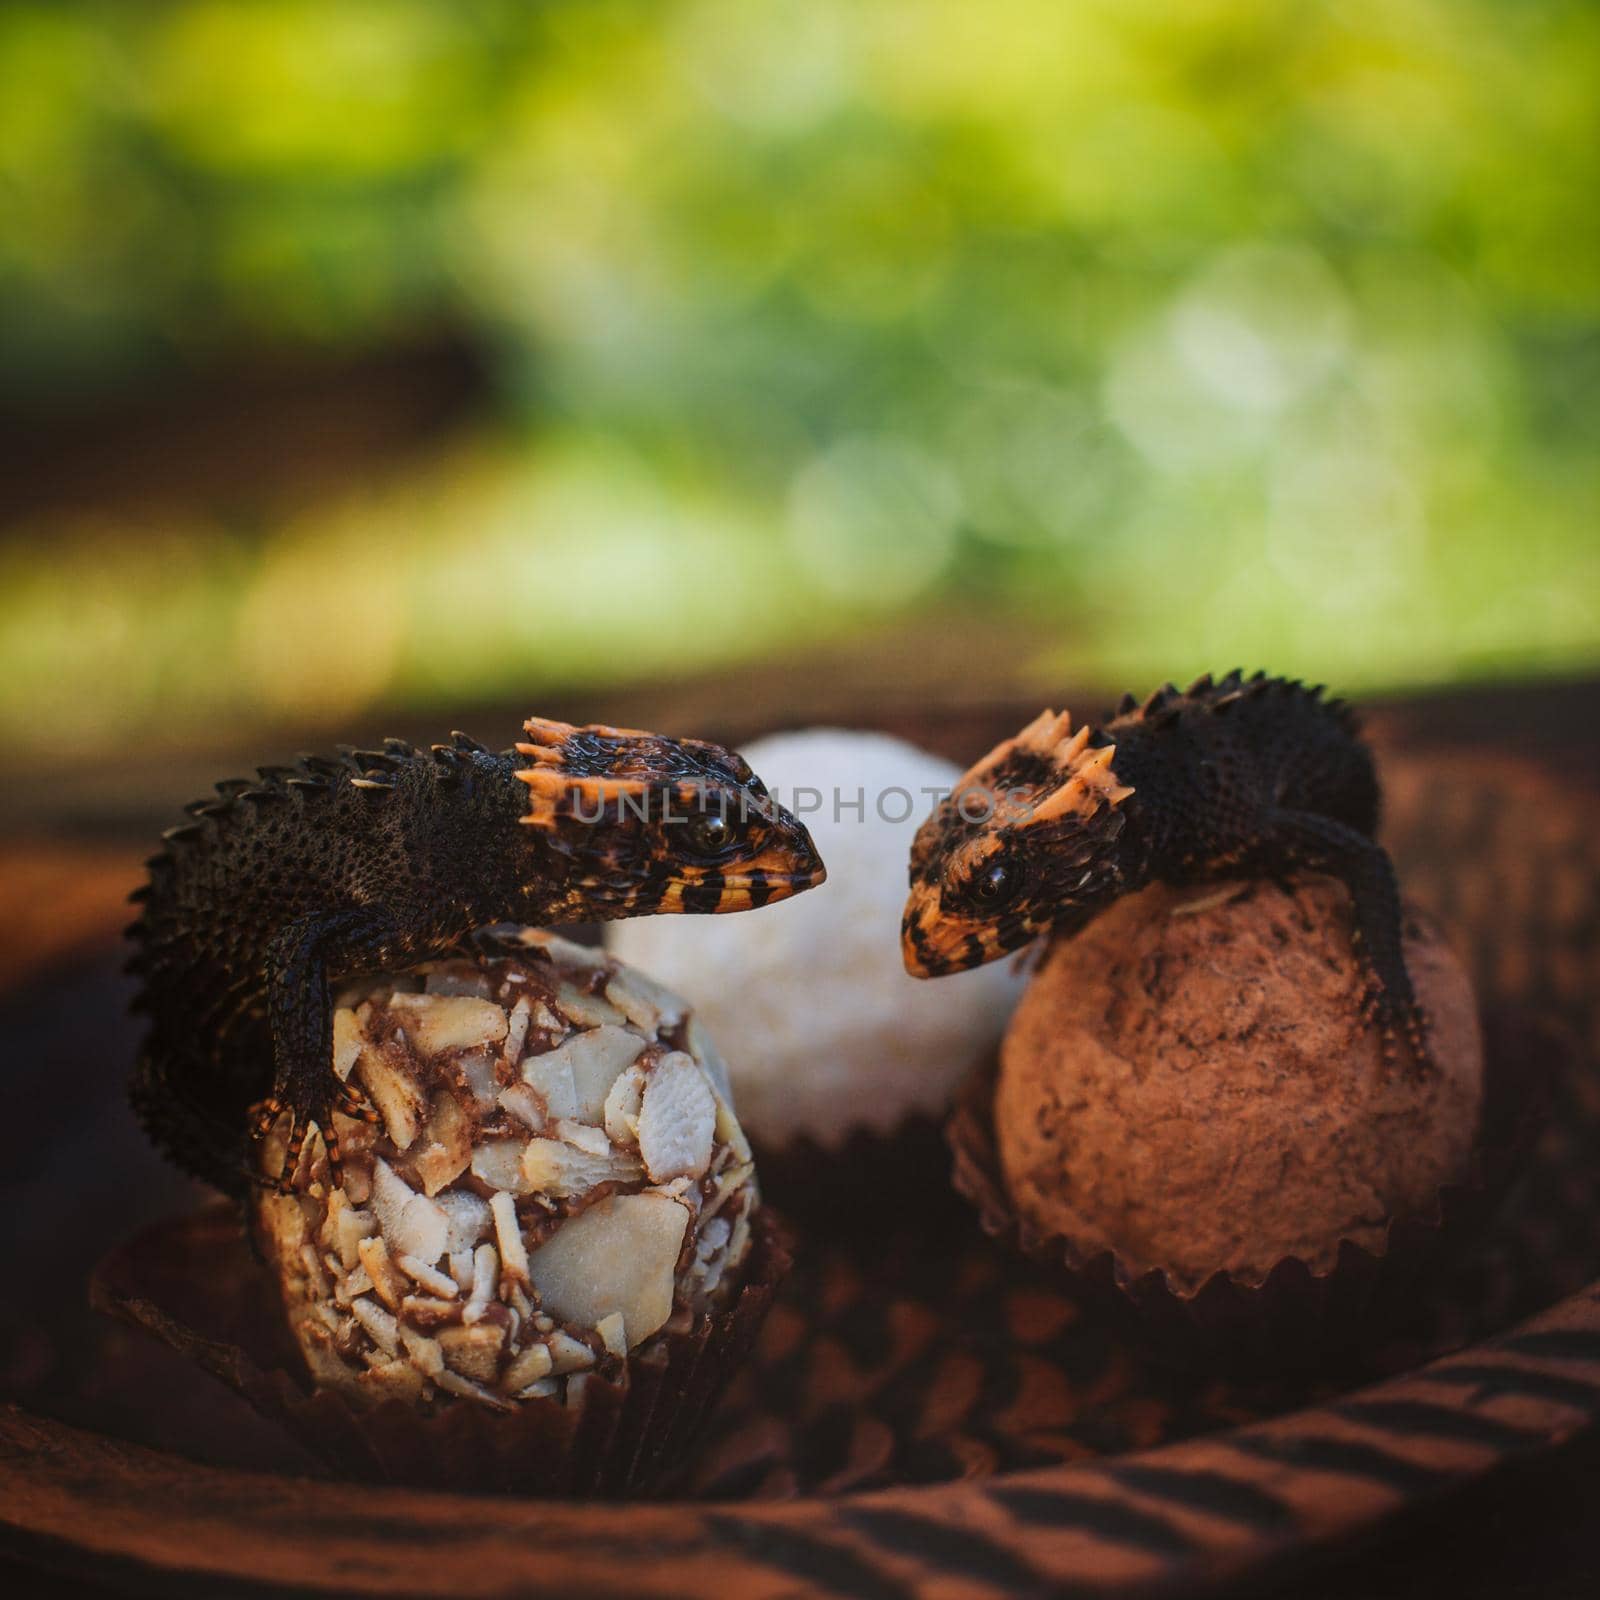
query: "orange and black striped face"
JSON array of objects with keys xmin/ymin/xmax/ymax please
[
  {"xmin": 515, "ymin": 717, "xmax": 825, "ymax": 921},
  {"xmin": 902, "ymin": 708, "xmax": 1135, "ymax": 977}
]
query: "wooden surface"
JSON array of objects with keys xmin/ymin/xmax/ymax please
[{"xmin": 1, "ymin": 681, "xmax": 1597, "ymax": 1598}]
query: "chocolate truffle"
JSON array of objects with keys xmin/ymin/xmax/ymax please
[
  {"xmin": 253, "ymin": 930, "xmax": 761, "ymax": 1413},
  {"xmin": 995, "ymin": 878, "xmax": 1483, "ymax": 1291}
]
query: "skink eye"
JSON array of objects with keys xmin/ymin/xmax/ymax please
[
  {"xmin": 682, "ymin": 809, "xmax": 734, "ymax": 858},
  {"xmin": 971, "ymin": 861, "xmax": 1021, "ymax": 907}
]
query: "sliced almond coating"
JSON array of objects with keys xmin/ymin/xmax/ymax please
[
  {"xmin": 448, "ymin": 1250, "xmax": 475, "ymax": 1290},
  {"xmin": 413, "ymin": 1091, "xmax": 473, "ymax": 1196},
  {"xmin": 340, "ymin": 1160, "xmax": 372, "ymax": 1205},
  {"xmin": 388, "ymin": 993, "xmax": 508, "ymax": 1056},
  {"xmin": 324, "ymin": 1190, "xmax": 377, "ymax": 1270},
  {"xmin": 502, "ymin": 996, "xmax": 531, "ymax": 1066},
  {"xmin": 436, "ymin": 1191, "xmax": 492, "ymax": 1256},
  {"xmin": 356, "ymin": 1235, "xmax": 407, "ymax": 1312},
  {"xmin": 463, "ymin": 1242, "xmax": 498, "ymax": 1324},
  {"xmin": 397, "ymin": 1253, "xmax": 459, "ymax": 1299},
  {"xmin": 697, "ymin": 1215, "xmax": 732, "ymax": 1257},
  {"xmin": 470, "ymin": 1137, "xmax": 531, "ymax": 1194},
  {"xmin": 713, "ymin": 1091, "xmax": 752, "ymax": 1167},
  {"xmin": 554, "ymin": 982, "xmax": 625, "ymax": 1029},
  {"xmin": 701, "ymin": 1160, "xmax": 755, "ymax": 1226},
  {"xmin": 400, "ymin": 1324, "xmax": 445, "ymax": 1378},
  {"xmin": 501, "ymin": 1341, "xmax": 553, "ymax": 1394},
  {"xmin": 688, "ymin": 1013, "xmax": 736, "ymax": 1110},
  {"xmin": 520, "ymin": 1052, "xmax": 578, "ymax": 1122},
  {"xmin": 306, "ymin": 1302, "xmax": 343, "ymax": 1337},
  {"xmin": 297, "ymin": 1244, "xmax": 331, "ymax": 1299},
  {"xmin": 530, "ymin": 1000, "xmax": 566, "ymax": 1036},
  {"xmin": 395, "ymin": 1191, "xmax": 449, "ymax": 1263},
  {"xmin": 334, "ymin": 1264, "xmax": 374, "ymax": 1307},
  {"xmin": 605, "ymin": 967, "xmax": 686, "ymax": 1034},
  {"xmin": 358, "ymin": 1357, "xmax": 426, "ymax": 1403},
  {"xmin": 552, "ymin": 1118, "xmax": 612, "ymax": 1157},
  {"xmin": 724, "ymin": 1206, "xmax": 753, "ymax": 1283},
  {"xmin": 331, "ymin": 1006, "xmax": 364, "ymax": 1082},
  {"xmin": 490, "ymin": 1190, "xmax": 530, "ymax": 1286},
  {"xmin": 637, "ymin": 1051, "xmax": 716, "ymax": 1183},
  {"xmin": 423, "ymin": 968, "xmax": 492, "ymax": 999},
  {"xmin": 351, "ymin": 1295, "xmax": 400, "ymax": 1354},
  {"xmin": 400, "ymin": 1295, "xmax": 458, "ymax": 1331},
  {"xmin": 547, "ymin": 938, "xmax": 610, "ymax": 971},
  {"xmin": 546, "ymin": 1329, "xmax": 596, "ymax": 1375},
  {"xmin": 519, "ymin": 1138, "xmax": 643, "ymax": 1198},
  {"xmin": 497, "ymin": 1082, "xmax": 547, "ymax": 1132},
  {"xmin": 434, "ymin": 1367, "xmax": 514, "ymax": 1410},
  {"xmin": 596, "ymin": 1312, "xmax": 627, "ymax": 1358},
  {"xmin": 519, "ymin": 1377, "xmax": 559, "ymax": 1400},
  {"xmin": 454, "ymin": 1049, "xmax": 502, "ymax": 1108},
  {"xmin": 370, "ymin": 1157, "xmax": 449, "ymax": 1263},
  {"xmin": 548, "ymin": 1025, "xmax": 646, "ymax": 1121},
  {"xmin": 689, "ymin": 1215, "xmax": 734, "ymax": 1303},
  {"xmin": 527, "ymin": 1192, "xmax": 689, "ymax": 1346},
  {"xmin": 603, "ymin": 1065, "xmax": 646, "ymax": 1147},
  {"xmin": 438, "ymin": 1320, "xmax": 506, "ymax": 1383},
  {"xmin": 356, "ymin": 1050, "xmax": 425, "ymax": 1150}
]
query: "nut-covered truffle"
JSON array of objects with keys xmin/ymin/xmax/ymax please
[
  {"xmin": 254, "ymin": 930, "xmax": 758, "ymax": 1412},
  {"xmin": 995, "ymin": 878, "xmax": 1483, "ymax": 1291}
]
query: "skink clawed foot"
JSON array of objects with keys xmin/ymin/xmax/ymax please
[
  {"xmin": 248, "ymin": 1073, "xmax": 375, "ymax": 1191},
  {"xmin": 1358, "ymin": 982, "xmax": 1435, "ymax": 1077}
]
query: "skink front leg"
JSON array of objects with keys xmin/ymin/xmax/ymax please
[
  {"xmin": 1267, "ymin": 809, "xmax": 1433, "ymax": 1074},
  {"xmin": 252, "ymin": 906, "xmax": 398, "ymax": 1190}
]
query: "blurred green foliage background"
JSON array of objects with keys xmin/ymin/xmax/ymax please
[{"xmin": 2, "ymin": 0, "xmax": 1596, "ymax": 759}]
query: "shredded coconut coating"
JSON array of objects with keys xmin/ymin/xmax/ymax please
[{"xmin": 609, "ymin": 730, "xmax": 1027, "ymax": 1146}]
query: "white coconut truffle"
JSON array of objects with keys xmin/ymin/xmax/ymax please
[
  {"xmin": 608, "ymin": 729, "xmax": 1027, "ymax": 1148},
  {"xmin": 253, "ymin": 930, "xmax": 757, "ymax": 1412}
]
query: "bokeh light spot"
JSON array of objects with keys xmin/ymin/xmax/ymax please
[{"xmin": 787, "ymin": 435, "xmax": 961, "ymax": 606}]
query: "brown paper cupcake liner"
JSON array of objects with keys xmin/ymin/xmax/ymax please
[
  {"xmin": 752, "ymin": 1114, "xmax": 974, "ymax": 1233},
  {"xmin": 947, "ymin": 1004, "xmax": 1556, "ymax": 1373},
  {"xmin": 92, "ymin": 1203, "xmax": 793, "ymax": 1497}
]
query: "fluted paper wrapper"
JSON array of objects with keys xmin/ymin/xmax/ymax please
[
  {"xmin": 947, "ymin": 1005, "xmax": 1552, "ymax": 1372},
  {"xmin": 753, "ymin": 1115, "xmax": 974, "ymax": 1233},
  {"xmin": 93, "ymin": 1203, "xmax": 793, "ymax": 1497}
]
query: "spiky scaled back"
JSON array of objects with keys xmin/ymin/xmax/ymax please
[
  {"xmin": 123, "ymin": 732, "xmax": 492, "ymax": 979},
  {"xmin": 1106, "ymin": 669, "xmax": 1358, "ymax": 736}
]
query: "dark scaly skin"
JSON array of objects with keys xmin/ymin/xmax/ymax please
[
  {"xmin": 128, "ymin": 718, "xmax": 825, "ymax": 1195},
  {"xmin": 902, "ymin": 671, "xmax": 1432, "ymax": 1071}
]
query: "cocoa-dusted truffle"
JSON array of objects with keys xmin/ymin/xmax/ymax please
[
  {"xmin": 995, "ymin": 878, "xmax": 1483, "ymax": 1292},
  {"xmin": 254, "ymin": 930, "xmax": 761, "ymax": 1414}
]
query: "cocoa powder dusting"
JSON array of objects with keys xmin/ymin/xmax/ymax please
[{"xmin": 995, "ymin": 878, "xmax": 1483, "ymax": 1290}]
